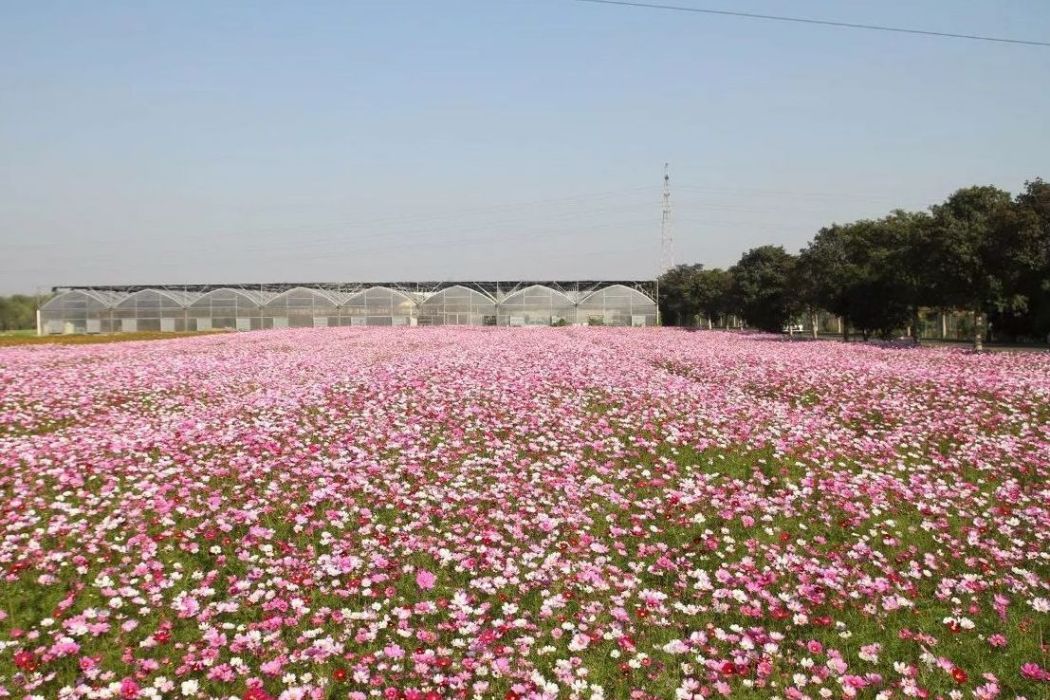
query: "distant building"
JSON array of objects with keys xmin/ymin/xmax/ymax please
[{"xmin": 40, "ymin": 281, "xmax": 657, "ymax": 334}]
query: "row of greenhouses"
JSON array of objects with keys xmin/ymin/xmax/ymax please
[{"xmin": 39, "ymin": 284, "xmax": 658, "ymax": 334}]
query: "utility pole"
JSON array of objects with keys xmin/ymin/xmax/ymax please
[
  {"xmin": 655, "ymin": 163, "xmax": 674, "ymax": 325},
  {"xmin": 35, "ymin": 285, "xmax": 43, "ymax": 336}
]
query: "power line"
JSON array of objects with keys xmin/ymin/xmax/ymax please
[{"xmin": 570, "ymin": 0, "xmax": 1050, "ymax": 48}]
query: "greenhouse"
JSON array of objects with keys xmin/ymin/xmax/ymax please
[
  {"xmin": 40, "ymin": 281, "xmax": 657, "ymax": 333},
  {"xmin": 112, "ymin": 289, "xmax": 200, "ymax": 333},
  {"xmin": 496, "ymin": 285, "xmax": 577, "ymax": 326},
  {"xmin": 576, "ymin": 284, "xmax": 658, "ymax": 327},
  {"xmin": 340, "ymin": 287, "xmax": 420, "ymax": 326},
  {"xmin": 262, "ymin": 287, "xmax": 349, "ymax": 329},
  {"xmin": 40, "ymin": 289, "xmax": 127, "ymax": 334},
  {"xmin": 188, "ymin": 288, "xmax": 275, "ymax": 331},
  {"xmin": 418, "ymin": 286, "xmax": 496, "ymax": 326}
]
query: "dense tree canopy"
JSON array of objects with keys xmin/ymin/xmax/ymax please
[
  {"xmin": 659, "ymin": 179, "xmax": 1050, "ymax": 346},
  {"xmin": 0, "ymin": 295, "xmax": 43, "ymax": 331},
  {"xmin": 657, "ymin": 265, "xmax": 734, "ymax": 327},
  {"xmin": 729, "ymin": 246, "xmax": 798, "ymax": 333},
  {"xmin": 797, "ymin": 214, "xmax": 916, "ymax": 340}
]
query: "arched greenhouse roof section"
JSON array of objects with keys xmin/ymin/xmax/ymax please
[
  {"xmin": 499, "ymin": 284, "xmax": 575, "ymax": 305},
  {"xmin": 42, "ymin": 289, "xmax": 128, "ymax": 311},
  {"xmin": 189, "ymin": 288, "xmax": 276, "ymax": 308},
  {"xmin": 420, "ymin": 285, "xmax": 497, "ymax": 306},
  {"xmin": 263, "ymin": 286, "xmax": 350, "ymax": 308},
  {"xmin": 578, "ymin": 284, "xmax": 657, "ymax": 306},
  {"xmin": 343, "ymin": 286, "xmax": 419, "ymax": 305},
  {"xmin": 113, "ymin": 288, "xmax": 201, "ymax": 308}
]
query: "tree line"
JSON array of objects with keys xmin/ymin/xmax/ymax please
[
  {"xmin": 658, "ymin": 180, "xmax": 1050, "ymax": 348},
  {"xmin": 0, "ymin": 294, "xmax": 46, "ymax": 332}
]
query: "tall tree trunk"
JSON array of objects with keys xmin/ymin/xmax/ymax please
[
  {"xmin": 973, "ymin": 309, "xmax": 983, "ymax": 351},
  {"xmin": 911, "ymin": 309, "xmax": 921, "ymax": 345},
  {"xmin": 810, "ymin": 311, "xmax": 818, "ymax": 339},
  {"xmin": 941, "ymin": 312, "xmax": 948, "ymax": 340}
]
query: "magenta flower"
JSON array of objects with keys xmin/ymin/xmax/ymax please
[
  {"xmin": 119, "ymin": 677, "xmax": 140, "ymax": 699},
  {"xmin": 415, "ymin": 569, "xmax": 437, "ymax": 590}
]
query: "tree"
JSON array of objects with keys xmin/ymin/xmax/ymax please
[
  {"xmin": 657, "ymin": 263, "xmax": 705, "ymax": 326},
  {"xmin": 693, "ymin": 268, "xmax": 734, "ymax": 328},
  {"xmin": 884, "ymin": 210, "xmax": 936, "ymax": 342},
  {"xmin": 796, "ymin": 225, "xmax": 851, "ymax": 340},
  {"xmin": 729, "ymin": 246, "xmax": 799, "ymax": 333},
  {"xmin": 987, "ymin": 179, "xmax": 1050, "ymax": 341},
  {"xmin": 798, "ymin": 214, "xmax": 922, "ymax": 341},
  {"xmin": 917, "ymin": 186, "xmax": 1014, "ymax": 349},
  {"xmin": 658, "ymin": 178, "xmax": 1048, "ymax": 344},
  {"xmin": 0, "ymin": 294, "xmax": 42, "ymax": 331}
]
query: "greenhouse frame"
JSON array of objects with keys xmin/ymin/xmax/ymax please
[{"xmin": 40, "ymin": 281, "xmax": 657, "ymax": 334}]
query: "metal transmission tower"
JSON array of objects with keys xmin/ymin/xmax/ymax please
[
  {"xmin": 654, "ymin": 163, "xmax": 675, "ymax": 325},
  {"xmin": 659, "ymin": 163, "xmax": 675, "ymax": 273}
]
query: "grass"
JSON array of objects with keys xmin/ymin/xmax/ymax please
[
  {"xmin": 0, "ymin": 329, "xmax": 36, "ymax": 338},
  {"xmin": 0, "ymin": 330, "xmax": 228, "ymax": 347}
]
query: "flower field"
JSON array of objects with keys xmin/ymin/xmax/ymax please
[{"xmin": 1, "ymin": 329, "xmax": 1048, "ymax": 700}]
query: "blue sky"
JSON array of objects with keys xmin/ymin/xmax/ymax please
[{"xmin": 2, "ymin": 1, "xmax": 1049, "ymax": 293}]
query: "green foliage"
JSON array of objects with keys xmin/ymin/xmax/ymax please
[
  {"xmin": 798, "ymin": 213, "xmax": 919, "ymax": 339},
  {"xmin": 917, "ymin": 186, "xmax": 1014, "ymax": 314},
  {"xmin": 0, "ymin": 294, "xmax": 45, "ymax": 331},
  {"xmin": 657, "ymin": 265, "xmax": 735, "ymax": 326},
  {"xmin": 987, "ymin": 179, "xmax": 1050, "ymax": 340},
  {"xmin": 693, "ymin": 266, "xmax": 734, "ymax": 325},
  {"xmin": 729, "ymin": 245, "xmax": 799, "ymax": 332},
  {"xmin": 657, "ymin": 178, "xmax": 1049, "ymax": 342},
  {"xmin": 658, "ymin": 263, "xmax": 704, "ymax": 325}
]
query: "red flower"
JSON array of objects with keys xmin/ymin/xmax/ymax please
[
  {"xmin": 722, "ymin": 661, "xmax": 736, "ymax": 675},
  {"xmin": 243, "ymin": 687, "xmax": 274, "ymax": 700},
  {"xmin": 13, "ymin": 650, "xmax": 38, "ymax": 672},
  {"xmin": 332, "ymin": 668, "xmax": 347, "ymax": 682},
  {"xmin": 153, "ymin": 630, "xmax": 170, "ymax": 644},
  {"xmin": 951, "ymin": 667, "xmax": 968, "ymax": 684}
]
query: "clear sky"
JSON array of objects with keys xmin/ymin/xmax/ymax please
[{"xmin": 2, "ymin": 1, "xmax": 1049, "ymax": 293}]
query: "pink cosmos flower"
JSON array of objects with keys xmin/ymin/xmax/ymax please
[
  {"xmin": 827, "ymin": 657, "xmax": 848, "ymax": 675},
  {"xmin": 120, "ymin": 677, "xmax": 140, "ymax": 699},
  {"xmin": 415, "ymin": 569, "xmax": 437, "ymax": 590}
]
